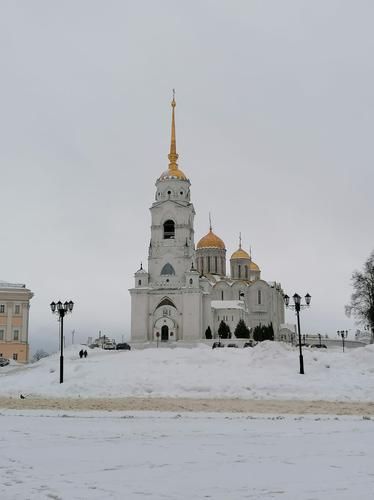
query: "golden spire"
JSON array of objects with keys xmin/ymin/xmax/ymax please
[
  {"xmin": 168, "ymin": 89, "xmax": 179, "ymax": 172},
  {"xmin": 239, "ymin": 232, "xmax": 242, "ymax": 249},
  {"xmin": 209, "ymin": 212, "xmax": 212, "ymax": 231}
]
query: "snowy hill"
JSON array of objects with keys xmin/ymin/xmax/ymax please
[{"xmin": 1, "ymin": 342, "xmax": 374, "ymax": 401}]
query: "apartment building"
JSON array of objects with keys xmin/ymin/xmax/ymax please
[{"xmin": 0, "ymin": 280, "xmax": 33, "ymax": 363}]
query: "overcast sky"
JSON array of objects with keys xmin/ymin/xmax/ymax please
[{"xmin": 1, "ymin": 1, "xmax": 373, "ymax": 352}]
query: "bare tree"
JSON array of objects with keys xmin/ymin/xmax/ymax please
[
  {"xmin": 32, "ymin": 349, "xmax": 49, "ymax": 362},
  {"xmin": 346, "ymin": 251, "xmax": 374, "ymax": 343}
]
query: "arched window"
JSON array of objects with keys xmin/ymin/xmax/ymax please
[
  {"xmin": 138, "ymin": 280, "xmax": 142, "ymax": 286},
  {"xmin": 215, "ymin": 256, "xmax": 218, "ymax": 273},
  {"xmin": 258, "ymin": 290, "xmax": 262, "ymax": 305},
  {"xmin": 208, "ymin": 257, "xmax": 211, "ymax": 273},
  {"xmin": 245, "ymin": 266, "xmax": 248, "ymax": 279},
  {"xmin": 189, "ymin": 278, "xmax": 193, "ymax": 285},
  {"xmin": 161, "ymin": 263, "xmax": 175, "ymax": 275},
  {"xmin": 163, "ymin": 220, "xmax": 175, "ymax": 239},
  {"xmin": 238, "ymin": 265, "xmax": 241, "ymax": 278}
]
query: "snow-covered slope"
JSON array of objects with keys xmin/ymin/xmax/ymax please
[{"xmin": 1, "ymin": 342, "xmax": 374, "ymax": 401}]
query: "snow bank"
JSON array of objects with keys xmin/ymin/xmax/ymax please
[{"xmin": 1, "ymin": 342, "xmax": 374, "ymax": 401}]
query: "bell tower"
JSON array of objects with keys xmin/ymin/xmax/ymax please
[{"xmin": 148, "ymin": 92, "xmax": 196, "ymax": 286}]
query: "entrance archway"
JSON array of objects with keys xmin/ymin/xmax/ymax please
[{"xmin": 161, "ymin": 325, "xmax": 169, "ymax": 341}]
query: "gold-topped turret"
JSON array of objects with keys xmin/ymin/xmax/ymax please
[
  {"xmin": 159, "ymin": 90, "xmax": 187, "ymax": 181},
  {"xmin": 230, "ymin": 233, "xmax": 250, "ymax": 260}
]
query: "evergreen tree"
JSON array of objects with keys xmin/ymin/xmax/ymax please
[
  {"xmin": 234, "ymin": 319, "xmax": 250, "ymax": 338},
  {"xmin": 263, "ymin": 323, "xmax": 274, "ymax": 341},
  {"xmin": 218, "ymin": 320, "xmax": 231, "ymax": 339},
  {"xmin": 205, "ymin": 326, "xmax": 212, "ymax": 339},
  {"xmin": 253, "ymin": 324, "xmax": 274, "ymax": 342}
]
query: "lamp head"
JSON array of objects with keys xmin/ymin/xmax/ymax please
[
  {"xmin": 50, "ymin": 301, "xmax": 56, "ymax": 313},
  {"xmin": 293, "ymin": 293, "xmax": 301, "ymax": 306},
  {"xmin": 305, "ymin": 293, "xmax": 311, "ymax": 306},
  {"xmin": 283, "ymin": 294, "xmax": 290, "ymax": 307}
]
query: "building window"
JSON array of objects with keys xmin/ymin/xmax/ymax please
[
  {"xmin": 221, "ymin": 291, "xmax": 224, "ymax": 300},
  {"xmin": 258, "ymin": 290, "xmax": 262, "ymax": 305},
  {"xmin": 208, "ymin": 257, "xmax": 211, "ymax": 273},
  {"xmin": 238, "ymin": 265, "xmax": 241, "ymax": 278},
  {"xmin": 138, "ymin": 280, "xmax": 142, "ymax": 286},
  {"xmin": 15, "ymin": 304, "xmax": 20, "ymax": 314},
  {"xmin": 215, "ymin": 256, "xmax": 218, "ymax": 273},
  {"xmin": 189, "ymin": 278, "xmax": 193, "ymax": 285},
  {"xmin": 245, "ymin": 266, "xmax": 248, "ymax": 279},
  {"xmin": 13, "ymin": 330, "xmax": 19, "ymax": 341},
  {"xmin": 163, "ymin": 220, "xmax": 175, "ymax": 239},
  {"xmin": 0, "ymin": 305, "xmax": 4, "ymax": 314},
  {"xmin": 0, "ymin": 330, "xmax": 4, "ymax": 340},
  {"xmin": 13, "ymin": 353, "xmax": 18, "ymax": 361}
]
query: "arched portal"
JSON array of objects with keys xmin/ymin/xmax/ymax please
[{"xmin": 161, "ymin": 325, "xmax": 169, "ymax": 341}]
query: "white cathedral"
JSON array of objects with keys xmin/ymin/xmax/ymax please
[{"xmin": 130, "ymin": 96, "xmax": 285, "ymax": 343}]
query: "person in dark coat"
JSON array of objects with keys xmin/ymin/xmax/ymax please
[
  {"xmin": 83, "ymin": 350, "xmax": 88, "ymax": 358},
  {"xmin": 79, "ymin": 349, "xmax": 83, "ymax": 359}
]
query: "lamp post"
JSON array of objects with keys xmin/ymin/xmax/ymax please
[
  {"xmin": 337, "ymin": 330, "xmax": 348, "ymax": 352},
  {"xmin": 284, "ymin": 293, "xmax": 311, "ymax": 375},
  {"xmin": 318, "ymin": 333, "xmax": 322, "ymax": 347},
  {"xmin": 50, "ymin": 300, "xmax": 74, "ymax": 383}
]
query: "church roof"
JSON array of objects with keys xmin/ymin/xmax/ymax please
[{"xmin": 197, "ymin": 229, "xmax": 226, "ymax": 250}]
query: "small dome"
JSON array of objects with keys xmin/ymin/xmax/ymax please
[
  {"xmin": 249, "ymin": 261, "xmax": 260, "ymax": 272},
  {"xmin": 159, "ymin": 168, "xmax": 187, "ymax": 181},
  {"xmin": 197, "ymin": 229, "xmax": 225, "ymax": 249},
  {"xmin": 231, "ymin": 248, "xmax": 250, "ymax": 260}
]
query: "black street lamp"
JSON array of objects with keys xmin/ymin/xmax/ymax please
[
  {"xmin": 337, "ymin": 330, "xmax": 348, "ymax": 352},
  {"xmin": 50, "ymin": 300, "xmax": 74, "ymax": 383},
  {"xmin": 284, "ymin": 292, "xmax": 311, "ymax": 375}
]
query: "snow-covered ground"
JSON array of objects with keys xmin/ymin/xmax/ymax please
[
  {"xmin": 1, "ymin": 342, "xmax": 374, "ymax": 401},
  {"xmin": 1, "ymin": 410, "xmax": 374, "ymax": 499}
]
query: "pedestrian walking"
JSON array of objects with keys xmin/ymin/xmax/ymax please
[
  {"xmin": 79, "ymin": 349, "xmax": 83, "ymax": 359},
  {"xmin": 83, "ymin": 350, "xmax": 88, "ymax": 358}
]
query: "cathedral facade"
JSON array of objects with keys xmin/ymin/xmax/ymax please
[{"xmin": 129, "ymin": 97, "xmax": 285, "ymax": 343}]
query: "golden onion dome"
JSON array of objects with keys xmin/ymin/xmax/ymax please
[
  {"xmin": 197, "ymin": 229, "xmax": 226, "ymax": 250},
  {"xmin": 158, "ymin": 168, "xmax": 187, "ymax": 181},
  {"xmin": 249, "ymin": 260, "xmax": 260, "ymax": 271},
  {"xmin": 230, "ymin": 248, "xmax": 250, "ymax": 260}
]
